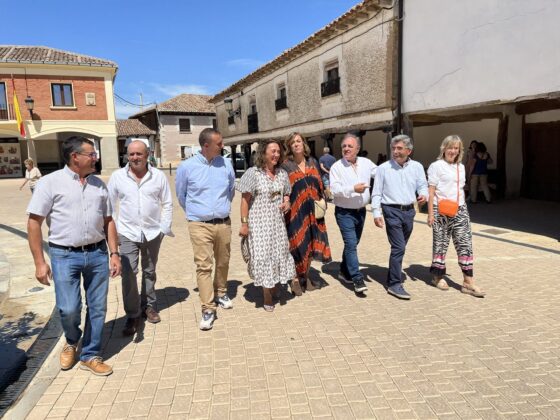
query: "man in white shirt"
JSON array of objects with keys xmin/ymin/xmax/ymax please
[
  {"xmin": 329, "ymin": 133, "xmax": 376, "ymax": 293},
  {"xmin": 27, "ymin": 136, "xmax": 121, "ymax": 376},
  {"xmin": 371, "ymin": 135, "xmax": 428, "ymax": 300},
  {"xmin": 108, "ymin": 140, "xmax": 173, "ymax": 336}
]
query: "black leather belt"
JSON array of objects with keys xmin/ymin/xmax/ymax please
[
  {"xmin": 383, "ymin": 203, "xmax": 414, "ymax": 211},
  {"xmin": 200, "ymin": 217, "xmax": 230, "ymax": 224},
  {"xmin": 49, "ymin": 240, "xmax": 105, "ymax": 252}
]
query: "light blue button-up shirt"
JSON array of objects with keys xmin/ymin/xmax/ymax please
[
  {"xmin": 371, "ymin": 159, "xmax": 428, "ymax": 218},
  {"xmin": 175, "ymin": 152, "xmax": 235, "ymax": 221}
]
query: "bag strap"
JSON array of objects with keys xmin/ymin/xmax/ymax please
[{"xmin": 455, "ymin": 163, "xmax": 460, "ymax": 203}]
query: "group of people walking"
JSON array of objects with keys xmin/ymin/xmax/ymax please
[{"xmin": 25, "ymin": 128, "xmax": 485, "ymax": 378}]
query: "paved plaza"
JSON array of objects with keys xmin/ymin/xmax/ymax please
[{"xmin": 1, "ymin": 175, "xmax": 560, "ymax": 419}]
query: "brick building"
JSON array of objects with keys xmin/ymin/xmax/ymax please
[{"xmin": 0, "ymin": 45, "xmax": 119, "ymax": 176}]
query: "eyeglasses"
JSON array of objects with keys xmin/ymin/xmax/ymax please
[{"xmin": 76, "ymin": 152, "xmax": 98, "ymax": 159}]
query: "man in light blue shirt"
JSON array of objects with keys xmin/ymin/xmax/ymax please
[
  {"xmin": 175, "ymin": 128, "xmax": 235, "ymax": 330},
  {"xmin": 371, "ymin": 135, "xmax": 428, "ymax": 300}
]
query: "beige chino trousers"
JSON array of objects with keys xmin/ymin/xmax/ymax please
[{"xmin": 188, "ymin": 221, "xmax": 231, "ymax": 312}]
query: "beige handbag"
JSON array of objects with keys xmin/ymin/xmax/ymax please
[{"xmin": 314, "ymin": 198, "xmax": 327, "ymax": 220}]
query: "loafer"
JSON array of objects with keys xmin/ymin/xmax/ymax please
[
  {"xmin": 122, "ymin": 317, "xmax": 139, "ymax": 336},
  {"xmin": 80, "ymin": 357, "xmax": 113, "ymax": 376},
  {"xmin": 431, "ymin": 277, "xmax": 449, "ymax": 291},
  {"xmin": 145, "ymin": 307, "xmax": 161, "ymax": 324},
  {"xmin": 387, "ymin": 284, "xmax": 411, "ymax": 300},
  {"xmin": 60, "ymin": 343, "xmax": 77, "ymax": 370},
  {"xmin": 461, "ymin": 283, "xmax": 486, "ymax": 298},
  {"xmin": 290, "ymin": 279, "xmax": 303, "ymax": 296}
]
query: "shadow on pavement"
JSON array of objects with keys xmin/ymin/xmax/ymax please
[
  {"xmin": 0, "ymin": 312, "xmax": 42, "ymax": 393},
  {"xmin": 101, "ymin": 286, "xmax": 189, "ymax": 360},
  {"xmin": 467, "ymin": 198, "xmax": 560, "ymax": 240},
  {"xmin": 321, "ymin": 261, "xmax": 386, "ymax": 297},
  {"xmin": 404, "ymin": 264, "xmax": 462, "ymax": 292}
]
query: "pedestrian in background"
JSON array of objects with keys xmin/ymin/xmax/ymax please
[
  {"xmin": 427, "ymin": 135, "xmax": 485, "ymax": 297},
  {"xmin": 470, "ymin": 142, "xmax": 493, "ymax": 204},
  {"xmin": 20, "ymin": 158, "xmax": 41, "ymax": 194}
]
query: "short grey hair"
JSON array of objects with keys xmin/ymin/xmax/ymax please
[
  {"xmin": 391, "ymin": 134, "xmax": 413, "ymax": 150},
  {"xmin": 323, "ymin": 147, "xmax": 330, "ymax": 153},
  {"xmin": 341, "ymin": 132, "xmax": 361, "ymax": 149}
]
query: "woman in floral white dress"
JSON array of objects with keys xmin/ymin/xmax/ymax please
[{"xmin": 238, "ymin": 139, "xmax": 295, "ymax": 311}]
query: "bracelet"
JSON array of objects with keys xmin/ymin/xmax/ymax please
[{"xmin": 241, "ymin": 216, "xmax": 248, "ymax": 223}]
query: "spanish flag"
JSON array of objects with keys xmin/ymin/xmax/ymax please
[{"xmin": 11, "ymin": 78, "xmax": 26, "ymax": 138}]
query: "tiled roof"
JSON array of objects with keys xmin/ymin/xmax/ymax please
[
  {"xmin": 130, "ymin": 94, "xmax": 215, "ymax": 117},
  {"xmin": 0, "ymin": 45, "xmax": 117, "ymax": 68},
  {"xmin": 117, "ymin": 119, "xmax": 156, "ymax": 137},
  {"xmin": 211, "ymin": 0, "xmax": 389, "ymax": 102}
]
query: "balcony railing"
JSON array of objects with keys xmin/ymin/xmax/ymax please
[
  {"xmin": 248, "ymin": 112, "xmax": 259, "ymax": 134},
  {"xmin": 275, "ymin": 96, "xmax": 287, "ymax": 111},
  {"xmin": 0, "ymin": 104, "xmax": 13, "ymax": 121},
  {"xmin": 321, "ymin": 77, "xmax": 340, "ymax": 97}
]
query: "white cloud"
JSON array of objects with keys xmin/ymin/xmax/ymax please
[
  {"xmin": 149, "ymin": 83, "xmax": 211, "ymax": 97},
  {"xmin": 225, "ymin": 58, "xmax": 265, "ymax": 69}
]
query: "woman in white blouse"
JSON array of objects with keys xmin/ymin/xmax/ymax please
[
  {"xmin": 427, "ymin": 135, "xmax": 485, "ymax": 297},
  {"xmin": 20, "ymin": 158, "xmax": 42, "ymax": 194}
]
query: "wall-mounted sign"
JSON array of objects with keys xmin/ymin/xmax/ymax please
[{"xmin": 0, "ymin": 138, "xmax": 22, "ymax": 178}]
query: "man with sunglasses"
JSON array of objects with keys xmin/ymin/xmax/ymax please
[{"xmin": 27, "ymin": 136, "xmax": 121, "ymax": 376}]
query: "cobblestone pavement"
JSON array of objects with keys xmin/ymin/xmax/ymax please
[{"xmin": 3, "ymin": 175, "xmax": 560, "ymax": 419}]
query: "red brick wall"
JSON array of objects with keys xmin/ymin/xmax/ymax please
[{"xmin": 0, "ymin": 74, "xmax": 109, "ymax": 121}]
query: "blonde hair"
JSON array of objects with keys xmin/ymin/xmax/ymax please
[
  {"xmin": 24, "ymin": 158, "xmax": 34, "ymax": 166},
  {"xmin": 284, "ymin": 132, "xmax": 311, "ymax": 160},
  {"xmin": 437, "ymin": 135, "xmax": 464, "ymax": 163}
]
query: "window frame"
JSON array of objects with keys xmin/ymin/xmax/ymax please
[
  {"xmin": 51, "ymin": 82, "xmax": 75, "ymax": 107},
  {"xmin": 179, "ymin": 118, "xmax": 191, "ymax": 133}
]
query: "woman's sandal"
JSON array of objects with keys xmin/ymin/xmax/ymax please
[
  {"xmin": 290, "ymin": 279, "xmax": 303, "ymax": 296},
  {"xmin": 461, "ymin": 283, "xmax": 486, "ymax": 298},
  {"xmin": 264, "ymin": 304, "xmax": 275, "ymax": 312},
  {"xmin": 431, "ymin": 277, "xmax": 449, "ymax": 291}
]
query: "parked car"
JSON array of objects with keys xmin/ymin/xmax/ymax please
[{"xmin": 223, "ymin": 152, "xmax": 247, "ymax": 170}]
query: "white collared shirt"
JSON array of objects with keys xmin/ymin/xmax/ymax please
[
  {"xmin": 329, "ymin": 157, "xmax": 377, "ymax": 209},
  {"xmin": 27, "ymin": 166, "xmax": 111, "ymax": 247},
  {"xmin": 108, "ymin": 165, "xmax": 174, "ymax": 242}
]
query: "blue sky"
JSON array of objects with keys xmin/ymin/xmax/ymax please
[{"xmin": 1, "ymin": 0, "xmax": 359, "ymax": 118}]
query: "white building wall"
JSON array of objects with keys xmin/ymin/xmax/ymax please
[
  {"xmin": 159, "ymin": 114, "xmax": 215, "ymax": 165},
  {"xmin": 402, "ymin": 0, "xmax": 560, "ymax": 113}
]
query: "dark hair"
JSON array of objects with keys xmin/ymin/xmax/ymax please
[
  {"xmin": 62, "ymin": 136, "xmax": 94, "ymax": 164},
  {"xmin": 475, "ymin": 142, "xmax": 487, "ymax": 153},
  {"xmin": 284, "ymin": 132, "xmax": 311, "ymax": 160},
  {"xmin": 199, "ymin": 128, "xmax": 221, "ymax": 147},
  {"xmin": 254, "ymin": 139, "xmax": 285, "ymax": 169}
]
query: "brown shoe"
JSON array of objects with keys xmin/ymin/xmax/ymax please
[
  {"xmin": 145, "ymin": 307, "xmax": 161, "ymax": 324},
  {"xmin": 80, "ymin": 357, "xmax": 113, "ymax": 376},
  {"xmin": 60, "ymin": 343, "xmax": 77, "ymax": 370},
  {"xmin": 122, "ymin": 317, "xmax": 139, "ymax": 336}
]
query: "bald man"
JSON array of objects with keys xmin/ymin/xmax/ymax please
[{"xmin": 108, "ymin": 140, "xmax": 174, "ymax": 336}]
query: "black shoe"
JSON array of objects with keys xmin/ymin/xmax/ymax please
[
  {"xmin": 337, "ymin": 272, "xmax": 353, "ymax": 285},
  {"xmin": 122, "ymin": 317, "xmax": 139, "ymax": 336},
  {"xmin": 354, "ymin": 278, "xmax": 368, "ymax": 293}
]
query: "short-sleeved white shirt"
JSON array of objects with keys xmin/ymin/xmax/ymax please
[
  {"xmin": 427, "ymin": 160, "xmax": 465, "ymax": 205},
  {"xmin": 27, "ymin": 165, "xmax": 112, "ymax": 247}
]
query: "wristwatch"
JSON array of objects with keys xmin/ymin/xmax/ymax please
[{"xmin": 110, "ymin": 251, "xmax": 120, "ymax": 258}]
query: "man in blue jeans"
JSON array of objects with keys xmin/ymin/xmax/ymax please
[
  {"xmin": 27, "ymin": 136, "xmax": 121, "ymax": 376},
  {"xmin": 371, "ymin": 135, "xmax": 428, "ymax": 300},
  {"xmin": 330, "ymin": 133, "xmax": 377, "ymax": 293}
]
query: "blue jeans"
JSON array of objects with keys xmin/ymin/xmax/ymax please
[
  {"xmin": 382, "ymin": 205, "xmax": 415, "ymax": 286},
  {"xmin": 334, "ymin": 207, "xmax": 366, "ymax": 283},
  {"xmin": 49, "ymin": 243, "xmax": 109, "ymax": 361}
]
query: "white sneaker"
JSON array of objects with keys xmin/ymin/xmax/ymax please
[
  {"xmin": 199, "ymin": 311, "xmax": 215, "ymax": 330},
  {"xmin": 217, "ymin": 294, "xmax": 233, "ymax": 309}
]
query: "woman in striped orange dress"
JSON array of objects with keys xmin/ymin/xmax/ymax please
[{"xmin": 282, "ymin": 132, "xmax": 332, "ymax": 296}]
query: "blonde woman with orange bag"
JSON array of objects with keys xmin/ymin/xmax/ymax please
[{"xmin": 427, "ymin": 135, "xmax": 485, "ymax": 297}]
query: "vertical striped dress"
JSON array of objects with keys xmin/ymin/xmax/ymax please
[{"xmin": 281, "ymin": 158, "xmax": 332, "ymax": 278}]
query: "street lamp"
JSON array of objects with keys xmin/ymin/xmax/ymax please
[
  {"xmin": 25, "ymin": 96, "xmax": 35, "ymax": 116},
  {"xmin": 224, "ymin": 97, "xmax": 241, "ymax": 118}
]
